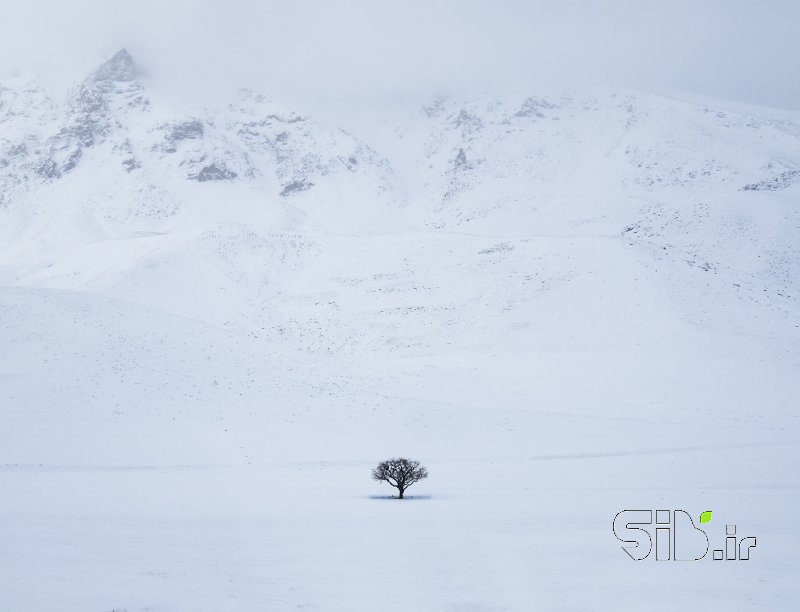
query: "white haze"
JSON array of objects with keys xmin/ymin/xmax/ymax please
[{"xmin": 0, "ymin": 0, "xmax": 799, "ymax": 113}]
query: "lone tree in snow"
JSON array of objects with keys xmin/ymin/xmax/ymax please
[{"xmin": 372, "ymin": 457, "xmax": 428, "ymax": 499}]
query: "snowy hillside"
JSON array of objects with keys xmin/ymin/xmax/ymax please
[{"xmin": 1, "ymin": 50, "xmax": 799, "ymax": 611}]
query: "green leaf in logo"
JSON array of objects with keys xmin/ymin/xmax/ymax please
[{"xmin": 700, "ymin": 510, "xmax": 712, "ymax": 524}]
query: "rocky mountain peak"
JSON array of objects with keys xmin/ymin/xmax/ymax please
[{"xmin": 91, "ymin": 48, "xmax": 138, "ymax": 83}]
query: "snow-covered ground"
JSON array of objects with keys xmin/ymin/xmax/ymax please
[{"xmin": 1, "ymin": 51, "xmax": 799, "ymax": 610}]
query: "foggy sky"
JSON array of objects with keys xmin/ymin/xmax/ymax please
[{"xmin": 1, "ymin": 0, "xmax": 798, "ymax": 111}]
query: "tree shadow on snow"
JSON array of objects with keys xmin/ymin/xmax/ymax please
[{"xmin": 365, "ymin": 494, "xmax": 433, "ymax": 500}]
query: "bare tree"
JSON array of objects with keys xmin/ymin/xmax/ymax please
[{"xmin": 371, "ymin": 457, "xmax": 428, "ymax": 499}]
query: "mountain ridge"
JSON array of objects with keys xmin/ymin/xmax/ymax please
[{"xmin": 1, "ymin": 49, "xmax": 799, "ymax": 354}]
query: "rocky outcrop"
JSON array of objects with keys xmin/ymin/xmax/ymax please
[
  {"xmin": 191, "ymin": 162, "xmax": 238, "ymax": 182},
  {"xmin": 34, "ymin": 48, "xmax": 148, "ymax": 179}
]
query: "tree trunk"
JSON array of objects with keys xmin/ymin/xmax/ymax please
[{"xmin": 398, "ymin": 487, "xmax": 404, "ymax": 499}]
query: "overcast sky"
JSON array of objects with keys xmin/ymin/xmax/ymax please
[{"xmin": 1, "ymin": 0, "xmax": 798, "ymax": 111}]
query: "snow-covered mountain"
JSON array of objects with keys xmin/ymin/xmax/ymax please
[{"xmin": 1, "ymin": 50, "xmax": 798, "ymax": 612}]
